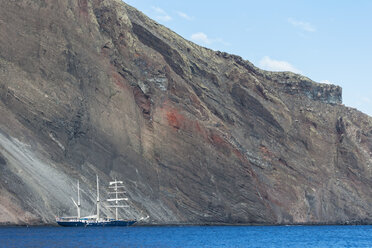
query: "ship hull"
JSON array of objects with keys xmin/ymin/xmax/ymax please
[
  {"xmin": 57, "ymin": 221, "xmax": 86, "ymax": 227},
  {"xmin": 86, "ymin": 220, "xmax": 136, "ymax": 227}
]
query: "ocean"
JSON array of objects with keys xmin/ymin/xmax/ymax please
[{"xmin": 0, "ymin": 225, "xmax": 371, "ymax": 248}]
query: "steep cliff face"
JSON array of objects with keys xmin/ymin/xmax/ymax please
[{"xmin": 0, "ymin": 0, "xmax": 371, "ymax": 225}]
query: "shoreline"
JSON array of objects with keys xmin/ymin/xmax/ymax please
[{"xmin": 1, "ymin": 221, "xmax": 371, "ymax": 227}]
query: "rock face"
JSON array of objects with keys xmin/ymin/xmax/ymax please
[{"xmin": 0, "ymin": 0, "xmax": 371, "ymax": 225}]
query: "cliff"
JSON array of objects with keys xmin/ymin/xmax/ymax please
[{"xmin": 0, "ymin": 0, "xmax": 371, "ymax": 225}]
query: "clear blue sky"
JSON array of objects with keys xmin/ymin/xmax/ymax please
[{"xmin": 125, "ymin": 0, "xmax": 372, "ymax": 116}]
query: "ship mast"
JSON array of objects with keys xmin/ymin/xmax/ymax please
[
  {"xmin": 77, "ymin": 180, "xmax": 81, "ymax": 219},
  {"xmin": 96, "ymin": 175, "xmax": 100, "ymax": 221},
  {"xmin": 71, "ymin": 180, "xmax": 81, "ymax": 219},
  {"xmin": 107, "ymin": 179, "xmax": 128, "ymax": 220}
]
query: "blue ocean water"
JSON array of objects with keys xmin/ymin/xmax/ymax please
[{"xmin": 0, "ymin": 225, "xmax": 371, "ymax": 248}]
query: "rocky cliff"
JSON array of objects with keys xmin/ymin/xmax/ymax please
[{"xmin": 0, "ymin": 0, "xmax": 371, "ymax": 225}]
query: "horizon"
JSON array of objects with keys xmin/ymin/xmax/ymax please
[{"xmin": 125, "ymin": 0, "xmax": 372, "ymax": 117}]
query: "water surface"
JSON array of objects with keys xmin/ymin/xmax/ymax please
[{"xmin": 0, "ymin": 225, "xmax": 371, "ymax": 247}]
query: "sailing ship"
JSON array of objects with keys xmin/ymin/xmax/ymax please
[{"xmin": 56, "ymin": 176, "xmax": 137, "ymax": 227}]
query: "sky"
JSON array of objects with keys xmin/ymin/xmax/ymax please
[{"xmin": 124, "ymin": 0, "xmax": 372, "ymax": 116}]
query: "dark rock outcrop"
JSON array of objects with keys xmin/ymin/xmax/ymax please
[{"xmin": 0, "ymin": 0, "xmax": 371, "ymax": 225}]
